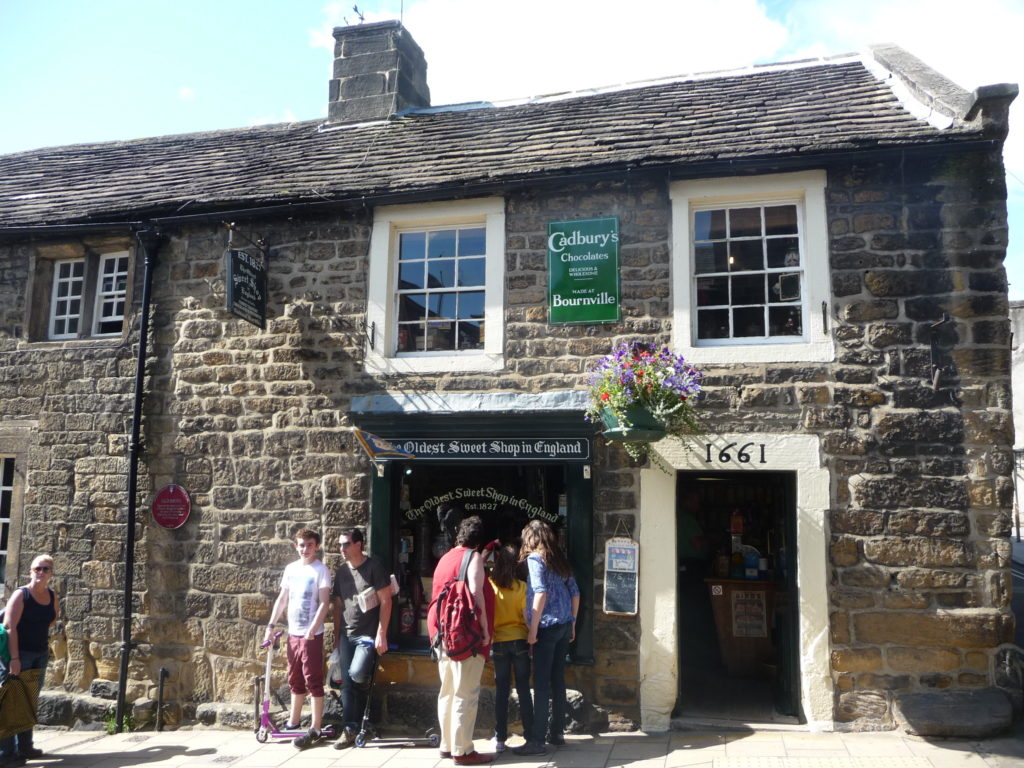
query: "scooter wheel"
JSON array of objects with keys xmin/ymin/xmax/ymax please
[
  {"xmin": 354, "ymin": 733, "xmax": 367, "ymax": 748},
  {"xmin": 256, "ymin": 727, "xmax": 269, "ymax": 744},
  {"xmin": 428, "ymin": 732, "xmax": 440, "ymax": 748}
]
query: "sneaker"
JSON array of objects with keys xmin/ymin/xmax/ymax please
[
  {"xmin": 547, "ymin": 733, "xmax": 565, "ymax": 746},
  {"xmin": 282, "ymin": 721, "xmax": 302, "ymax": 730},
  {"xmin": 491, "ymin": 738, "xmax": 506, "ymax": 753},
  {"xmin": 294, "ymin": 728, "xmax": 323, "ymax": 749},
  {"xmin": 440, "ymin": 750, "xmax": 452, "ymax": 759},
  {"xmin": 18, "ymin": 746, "xmax": 44, "ymax": 758},
  {"xmin": 453, "ymin": 752, "xmax": 494, "ymax": 765},
  {"xmin": 513, "ymin": 740, "xmax": 547, "ymax": 756},
  {"xmin": 333, "ymin": 728, "xmax": 356, "ymax": 749}
]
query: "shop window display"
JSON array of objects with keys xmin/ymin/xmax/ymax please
[{"xmin": 388, "ymin": 464, "xmax": 568, "ymax": 651}]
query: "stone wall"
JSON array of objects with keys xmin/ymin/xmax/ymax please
[{"xmin": 0, "ymin": 147, "xmax": 1016, "ymax": 731}]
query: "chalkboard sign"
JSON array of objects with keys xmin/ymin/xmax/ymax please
[
  {"xmin": 225, "ymin": 249, "xmax": 267, "ymax": 329},
  {"xmin": 603, "ymin": 537, "xmax": 638, "ymax": 615}
]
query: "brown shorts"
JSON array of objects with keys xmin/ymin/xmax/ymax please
[{"xmin": 286, "ymin": 634, "xmax": 325, "ymax": 697}]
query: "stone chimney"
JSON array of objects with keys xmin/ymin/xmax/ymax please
[{"xmin": 328, "ymin": 21, "xmax": 431, "ymax": 124}]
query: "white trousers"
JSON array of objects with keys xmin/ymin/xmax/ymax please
[{"xmin": 437, "ymin": 653, "xmax": 485, "ymax": 756}]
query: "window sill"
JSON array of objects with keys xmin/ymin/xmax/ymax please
[
  {"xmin": 683, "ymin": 339, "xmax": 833, "ymax": 364},
  {"xmin": 364, "ymin": 351, "xmax": 505, "ymax": 376}
]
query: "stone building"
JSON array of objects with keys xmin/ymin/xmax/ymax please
[{"xmin": 0, "ymin": 21, "xmax": 1019, "ymax": 735}]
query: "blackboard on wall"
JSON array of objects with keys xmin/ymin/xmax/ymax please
[{"xmin": 603, "ymin": 537, "xmax": 638, "ymax": 616}]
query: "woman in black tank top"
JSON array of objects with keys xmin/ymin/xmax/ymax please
[{"xmin": 1, "ymin": 554, "xmax": 59, "ymax": 761}]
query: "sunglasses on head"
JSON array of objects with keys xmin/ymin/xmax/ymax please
[{"xmin": 33, "ymin": 566, "xmax": 52, "ymax": 573}]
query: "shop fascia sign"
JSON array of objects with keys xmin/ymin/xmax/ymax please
[
  {"xmin": 547, "ymin": 217, "xmax": 621, "ymax": 324},
  {"xmin": 390, "ymin": 437, "xmax": 590, "ymax": 462}
]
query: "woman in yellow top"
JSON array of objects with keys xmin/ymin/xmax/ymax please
[{"xmin": 487, "ymin": 544, "xmax": 534, "ymax": 753}]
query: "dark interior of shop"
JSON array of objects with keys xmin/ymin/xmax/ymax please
[
  {"xmin": 674, "ymin": 470, "xmax": 802, "ymax": 724},
  {"xmin": 387, "ymin": 463, "xmax": 568, "ymax": 651}
]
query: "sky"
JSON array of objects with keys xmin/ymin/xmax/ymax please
[{"xmin": 1, "ymin": 0, "xmax": 1022, "ymax": 295}]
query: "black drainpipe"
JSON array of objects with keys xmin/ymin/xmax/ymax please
[{"xmin": 115, "ymin": 227, "xmax": 162, "ymax": 733}]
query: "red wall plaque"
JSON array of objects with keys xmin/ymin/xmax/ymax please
[{"xmin": 152, "ymin": 484, "xmax": 191, "ymax": 529}]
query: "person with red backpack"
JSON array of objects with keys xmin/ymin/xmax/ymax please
[{"xmin": 428, "ymin": 514, "xmax": 495, "ymax": 765}]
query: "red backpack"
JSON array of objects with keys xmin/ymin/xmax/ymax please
[{"xmin": 429, "ymin": 549, "xmax": 483, "ymax": 661}]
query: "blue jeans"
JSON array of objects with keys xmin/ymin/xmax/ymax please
[
  {"xmin": 338, "ymin": 635, "xmax": 376, "ymax": 730},
  {"xmin": 0, "ymin": 648, "xmax": 48, "ymax": 756},
  {"xmin": 491, "ymin": 639, "xmax": 533, "ymax": 742},
  {"xmin": 528, "ymin": 622, "xmax": 571, "ymax": 744}
]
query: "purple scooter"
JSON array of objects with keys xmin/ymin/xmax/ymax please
[{"xmin": 254, "ymin": 631, "xmax": 337, "ymax": 743}]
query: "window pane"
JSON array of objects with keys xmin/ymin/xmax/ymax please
[
  {"xmin": 399, "ymin": 261, "xmax": 425, "ymax": 290},
  {"xmin": 694, "ymin": 209, "xmax": 726, "ymax": 241},
  {"xmin": 428, "ymin": 230, "xmax": 456, "ymax": 259},
  {"xmin": 769, "ymin": 306, "xmax": 803, "ymax": 336},
  {"xmin": 458, "ymin": 320, "xmax": 484, "ymax": 350},
  {"xmin": 67, "ymin": 318, "xmax": 78, "ymax": 334},
  {"xmin": 697, "ymin": 309, "xmax": 729, "ymax": 339},
  {"xmin": 458, "ymin": 227, "xmax": 486, "ymax": 257},
  {"xmin": 767, "ymin": 237, "xmax": 800, "ymax": 268},
  {"xmin": 769, "ymin": 273, "xmax": 801, "ymax": 303},
  {"xmin": 1, "ymin": 459, "xmax": 13, "ymax": 487},
  {"xmin": 696, "ymin": 277, "xmax": 728, "ymax": 307},
  {"xmin": 765, "ymin": 205, "xmax": 798, "ymax": 235},
  {"xmin": 72, "ymin": 261, "xmax": 84, "ymax": 277},
  {"xmin": 694, "ymin": 243, "xmax": 728, "ymax": 274},
  {"xmin": 425, "ymin": 322, "xmax": 455, "ymax": 351},
  {"xmin": 57, "ymin": 282, "xmax": 69, "ymax": 298},
  {"xmin": 731, "ymin": 274, "xmax": 765, "ymax": 305},
  {"xmin": 97, "ymin": 320, "xmax": 121, "ymax": 335},
  {"xmin": 427, "ymin": 258, "xmax": 456, "ymax": 288},
  {"xmin": 399, "ymin": 232, "xmax": 426, "ymax": 260},
  {"xmin": 458, "ymin": 291, "xmax": 484, "ymax": 319},
  {"xmin": 733, "ymin": 307, "xmax": 765, "ymax": 337},
  {"xmin": 70, "ymin": 299, "xmax": 80, "ymax": 314},
  {"xmin": 458, "ymin": 257, "xmax": 485, "ymax": 287},
  {"xmin": 729, "ymin": 208, "xmax": 761, "ymax": 237},
  {"xmin": 398, "ymin": 293, "xmax": 428, "ymax": 321},
  {"xmin": 0, "ymin": 523, "xmax": 7, "ymax": 551},
  {"xmin": 0, "ymin": 495, "xmax": 8, "ymax": 519},
  {"xmin": 729, "ymin": 240, "xmax": 763, "ymax": 272},
  {"xmin": 397, "ymin": 324, "xmax": 423, "ymax": 352},
  {"xmin": 432, "ymin": 293, "xmax": 456, "ymax": 320}
]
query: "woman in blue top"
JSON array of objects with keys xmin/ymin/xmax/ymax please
[{"xmin": 513, "ymin": 520, "xmax": 579, "ymax": 756}]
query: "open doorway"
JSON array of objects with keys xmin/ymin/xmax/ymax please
[{"xmin": 674, "ymin": 470, "xmax": 802, "ymax": 724}]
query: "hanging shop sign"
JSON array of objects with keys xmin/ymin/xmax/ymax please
[
  {"xmin": 547, "ymin": 217, "xmax": 620, "ymax": 325},
  {"xmin": 390, "ymin": 437, "xmax": 590, "ymax": 462},
  {"xmin": 224, "ymin": 249, "xmax": 267, "ymax": 329},
  {"xmin": 152, "ymin": 484, "xmax": 192, "ymax": 530},
  {"xmin": 603, "ymin": 536, "xmax": 638, "ymax": 616}
]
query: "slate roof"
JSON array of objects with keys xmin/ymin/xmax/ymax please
[{"xmin": 0, "ymin": 57, "xmax": 986, "ymax": 227}]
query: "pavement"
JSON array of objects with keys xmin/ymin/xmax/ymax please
[{"xmin": 26, "ymin": 723, "xmax": 1024, "ymax": 768}]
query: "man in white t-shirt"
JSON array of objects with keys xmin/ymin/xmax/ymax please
[{"xmin": 265, "ymin": 528, "xmax": 332, "ymax": 749}]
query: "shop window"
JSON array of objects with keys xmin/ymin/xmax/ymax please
[
  {"xmin": 34, "ymin": 248, "xmax": 133, "ymax": 341},
  {"xmin": 365, "ymin": 198, "xmax": 505, "ymax": 374},
  {"xmin": 387, "ymin": 463, "xmax": 569, "ymax": 651},
  {"xmin": 670, "ymin": 171, "xmax": 833, "ymax": 363}
]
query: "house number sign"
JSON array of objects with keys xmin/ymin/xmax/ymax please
[{"xmin": 704, "ymin": 441, "xmax": 768, "ymax": 464}]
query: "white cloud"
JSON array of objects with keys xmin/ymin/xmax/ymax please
[
  {"xmin": 250, "ymin": 109, "xmax": 298, "ymax": 127},
  {"xmin": 177, "ymin": 86, "xmax": 195, "ymax": 101}
]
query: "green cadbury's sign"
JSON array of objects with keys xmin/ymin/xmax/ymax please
[{"xmin": 547, "ymin": 217, "xmax": 621, "ymax": 324}]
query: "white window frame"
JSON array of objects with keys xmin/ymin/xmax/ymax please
[
  {"xmin": 48, "ymin": 258, "xmax": 86, "ymax": 340},
  {"xmin": 92, "ymin": 251, "xmax": 130, "ymax": 336},
  {"xmin": 365, "ymin": 198, "xmax": 505, "ymax": 375},
  {"xmin": 670, "ymin": 170, "xmax": 833, "ymax": 364}
]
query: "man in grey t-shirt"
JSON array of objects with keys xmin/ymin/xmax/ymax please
[{"xmin": 331, "ymin": 528, "xmax": 392, "ymax": 748}]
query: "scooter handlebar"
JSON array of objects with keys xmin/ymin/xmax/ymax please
[{"xmin": 260, "ymin": 631, "xmax": 284, "ymax": 649}]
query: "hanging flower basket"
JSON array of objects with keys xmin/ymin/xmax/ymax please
[
  {"xmin": 584, "ymin": 341, "xmax": 703, "ymax": 461},
  {"xmin": 599, "ymin": 404, "xmax": 667, "ymax": 443}
]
